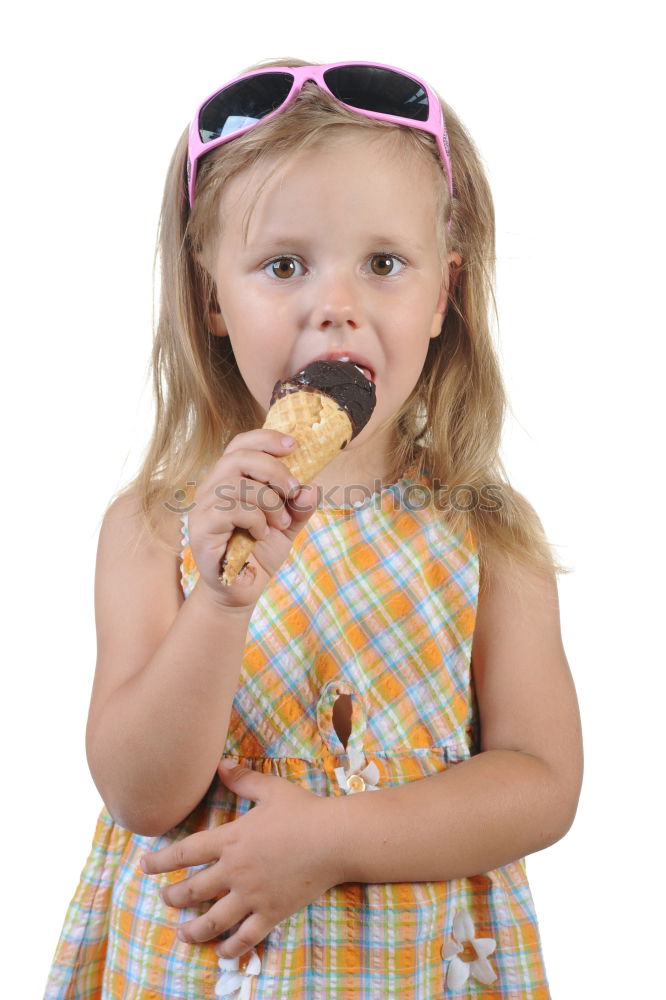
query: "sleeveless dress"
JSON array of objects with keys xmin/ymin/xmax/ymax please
[{"xmin": 44, "ymin": 470, "xmax": 550, "ymax": 998}]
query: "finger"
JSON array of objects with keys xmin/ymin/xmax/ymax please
[
  {"xmin": 216, "ymin": 912, "xmax": 272, "ymax": 959},
  {"xmin": 176, "ymin": 891, "xmax": 248, "ymax": 945},
  {"xmin": 217, "ymin": 760, "xmax": 276, "ymax": 802},
  {"xmin": 223, "ymin": 476, "xmax": 298, "ymax": 532},
  {"xmin": 284, "ymin": 483, "xmax": 320, "ymax": 529},
  {"xmin": 215, "ymin": 448, "xmax": 301, "ymax": 501},
  {"xmin": 210, "ymin": 465, "xmax": 300, "ymax": 535},
  {"xmin": 159, "ymin": 864, "xmax": 227, "ymax": 909},
  {"xmin": 224, "ymin": 429, "xmax": 298, "ymax": 458},
  {"xmin": 211, "ymin": 480, "xmax": 285, "ymax": 540},
  {"xmin": 140, "ymin": 830, "xmax": 219, "ymax": 875}
]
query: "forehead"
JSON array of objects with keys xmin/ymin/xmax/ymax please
[{"xmin": 217, "ymin": 129, "xmax": 444, "ymax": 249}]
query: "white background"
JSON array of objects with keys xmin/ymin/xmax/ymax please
[{"xmin": 2, "ymin": 1, "xmax": 663, "ymax": 996}]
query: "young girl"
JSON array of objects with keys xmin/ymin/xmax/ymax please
[{"xmin": 44, "ymin": 59, "xmax": 582, "ymax": 999}]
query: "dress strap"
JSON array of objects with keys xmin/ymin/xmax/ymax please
[{"xmin": 179, "ymin": 512, "xmax": 199, "ymax": 599}]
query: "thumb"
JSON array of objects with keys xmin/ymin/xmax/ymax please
[{"xmin": 282, "ymin": 482, "xmax": 320, "ymax": 534}]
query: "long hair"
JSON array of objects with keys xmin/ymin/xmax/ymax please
[{"xmin": 111, "ymin": 57, "xmax": 570, "ymax": 589}]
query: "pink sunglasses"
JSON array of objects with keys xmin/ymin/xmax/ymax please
[{"xmin": 186, "ymin": 61, "xmax": 454, "ymax": 213}]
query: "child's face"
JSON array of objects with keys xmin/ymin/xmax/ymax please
[{"xmin": 208, "ymin": 130, "xmax": 458, "ymax": 473}]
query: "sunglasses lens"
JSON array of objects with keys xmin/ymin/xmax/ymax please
[
  {"xmin": 199, "ymin": 72, "xmax": 294, "ymax": 142},
  {"xmin": 323, "ymin": 65, "xmax": 429, "ymax": 123}
]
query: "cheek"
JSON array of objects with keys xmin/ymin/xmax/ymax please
[
  {"xmin": 222, "ymin": 303, "xmax": 267, "ymax": 355},
  {"xmin": 225, "ymin": 286, "xmax": 288, "ymax": 339},
  {"xmin": 225, "ymin": 329, "xmax": 287, "ymax": 410},
  {"xmin": 386, "ymin": 295, "xmax": 440, "ymax": 347}
]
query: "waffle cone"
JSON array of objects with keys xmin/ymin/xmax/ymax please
[{"xmin": 218, "ymin": 390, "xmax": 353, "ymax": 585}]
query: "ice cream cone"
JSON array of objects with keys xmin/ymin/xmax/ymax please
[{"xmin": 218, "ymin": 390, "xmax": 353, "ymax": 585}]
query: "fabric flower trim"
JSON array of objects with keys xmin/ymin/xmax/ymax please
[
  {"xmin": 442, "ymin": 909, "xmax": 497, "ymax": 990},
  {"xmin": 333, "ymin": 746, "xmax": 380, "ymax": 794},
  {"xmin": 215, "ymin": 948, "xmax": 261, "ymax": 998}
]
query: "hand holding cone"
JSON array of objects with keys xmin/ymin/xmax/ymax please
[{"xmin": 218, "ymin": 361, "xmax": 376, "ymax": 586}]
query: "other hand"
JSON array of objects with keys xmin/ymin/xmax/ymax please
[{"xmin": 139, "ymin": 761, "xmax": 344, "ymax": 958}]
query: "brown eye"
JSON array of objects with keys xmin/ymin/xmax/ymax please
[
  {"xmin": 270, "ymin": 257, "xmax": 297, "ymax": 279},
  {"xmin": 370, "ymin": 254, "xmax": 399, "ymax": 276}
]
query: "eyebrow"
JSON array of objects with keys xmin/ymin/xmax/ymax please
[
  {"xmin": 366, "ymin": 234, "xmax": 426, "ymax": 252},
  {"xmin": 242, "ymin": 233, "xmax": 428, "ymax": 253}
]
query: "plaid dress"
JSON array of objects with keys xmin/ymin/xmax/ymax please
[{"xmin": 44, "ymin": 471, "xmax": 550, "ymax": 998}]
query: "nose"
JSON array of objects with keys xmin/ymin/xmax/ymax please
[
  {"xmin": 309, "ymin": 273, "xmax": 362, "ymax": 331},
  {"xmin": 314, "ymin": 306, "xmax": 359, "ymax": 330}
]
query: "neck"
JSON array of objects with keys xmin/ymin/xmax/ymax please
[
  {"xmin": 308, "ymin": 425, "xmax": 398, "ymax": 508},
  {"xmin": 310, "ymin": 461, "xmax": 390, "ymax": 509}
]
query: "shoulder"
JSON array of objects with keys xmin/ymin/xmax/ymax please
[
  {"xmin": 88, "ymin": 490, "xmax": 186, "ymax": 765},
  {"xmin": 101, "ymin": 487, "xmax": 184, "ymax": 559},
  {"xmin": 473, "ymin": 489, "xmax": 565, "ymax": 676},
  {"xmin": 96, "ymin": 487, "xmax": 185, "ymax": 601},
  {"xmin": 471, "ymin": 543, "xmax": 582, "ymax": 802},
  {"xmin": 475, "ymin": 545, "xmax": 562, "ymax": 647}
]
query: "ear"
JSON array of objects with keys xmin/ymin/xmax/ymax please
[
  {"xmin": 197, "ymin": 251, "xmax": 228, "ymax": 339},
  {"xmin": 447, "ymin": 250, "xmax": 462, "ymax": 296},
  {"xmin": 429, "ymin": 251, "xmax": 462, "ymax": 338},
  {"xmin": 206, "ymin": 283, "xmax": 228, "ymax": 338},
  {"xmin": 209, "ymin": 309, "xmax": 228, "ymax": 338}
]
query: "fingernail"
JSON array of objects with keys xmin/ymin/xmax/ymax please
[
  {"xmin": 288, "ymin": 477, "xmax": 300, "ymax": 493},
  {"xmin": 220, "ymin": 759, "xmax": 236, "ymax": 770},
  {"xmin": 139, "ymin": 855, "xmax": 148, "ymax": 872},
  {"xmin": 281, "ymin": 436, "xmax": 296, "ymax": 447}
]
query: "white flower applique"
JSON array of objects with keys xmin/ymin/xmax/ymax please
[
  {"xmin": 215, "ymin": 948, "xmax": 261, "ymax": 999},
  {"xmin": 441, "ymin": 908, "xmax": 497, "ymax": 990},
  {"xmin": 334, "ymin": 746, "xmax": 380, "ymax": 794}
]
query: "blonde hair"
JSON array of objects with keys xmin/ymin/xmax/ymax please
[{"xmin": 111, "ymin": 57, "xmax": 570, "ymax": 589}]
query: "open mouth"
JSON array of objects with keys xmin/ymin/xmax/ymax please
[
  {"xmin": 337, "ymin": 356, "xmax": 374, "ymax": 382},
  {"xmin": 298, "ymin": 353, "xmax": 376, "ymax": 384}
]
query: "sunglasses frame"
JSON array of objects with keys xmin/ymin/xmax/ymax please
[{"xmin": 186, "ymin": 61, "xmax": 454, "ymax": 211}]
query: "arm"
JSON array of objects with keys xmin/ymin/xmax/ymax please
[
  {"xmin": 86, "ymin": 433, "xmax": 317, "ymax": 837},
  {"xmin": 85, "ymin": 494, "xmax": 254, "ymax": 837},
  {"xmin": 333, "ymin": 548, "xmax": 584, "ymax": 884}
]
